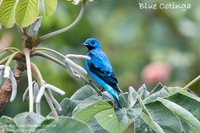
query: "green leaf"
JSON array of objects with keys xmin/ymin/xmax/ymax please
[
  {"xmin": 57, "ymin": 98, "xmax": 78, "ymax": 117},
  {"xmin": 0, "ymin": 0, "xmax": 17, "ymax": 28},
  {"xmin": 128, "ymin": 86, "xmax": 138, "ymax": 107},
  {"xmin": 137, "ymin": 84, "xmax": 149, "ymax": 99},
  {"xmin": 140, "ymin": 111, "xmax": 164, "ymax": 133},
  {"xmin": 0, "ymin": 116, "xmax": 18, "ymax": 132},
  {"xmin": 158, "ymin": 98, "xmax": 200, "ymax": 132},
  {"xmin": 115, "ymin": 105, "xmax": 141, "ymax": 125},
  {"xmin": 138, "ymin": 96, "xmax": 164, "ymax": 133},
  {"xmin": 35, "ymin": 117, "xmax": 94, "ymax": 133},
  {"xmin": 70, "ymin": 85, "xmax": 96, "ymax": 101},
  {"xmin": 13, "ymin": 112, "xmax": 44, "ymax": 132},
  {"xmin": 95, "ymin": 109, "xmax": 129, "ymax": 133},
  {"xmin": 168, "ymin": 91, "xmax": 200, "ymax": 120},
  {"xmin": 150, "ymin": 82, "xmax": 164, "ymax": 93},
  {"xmin": 42, "ymin": 0, "xmax": 57, "ymax": 16},
  {"xmin": 145, "ymin": 101, "xmax": 182, "ymax": 133},
  {"xmin": 134, "ymin": 116, "xmax": 154, "ymax": 133},
  {"xmin": 89, "ymin": 118, "xmax": 109, "ymax": 133},
  {"xmin": 143, "ymin": 87, "xmax": 170, "ymax": 103},
  {"xmin": 73, "ymin": 100, "xmax": 112, "ymax": 123},
  {"xmin": 16, "ymin": 0, "xmax": 39, "ymax": 27}
]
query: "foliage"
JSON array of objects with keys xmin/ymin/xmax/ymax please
[
  {"xmin": 0, "ymin": 0, "xmax": 200, "ymax": 133},
  {"xmin": 1, "ymin": 84, "xmax": 200, "ymax": 132}
]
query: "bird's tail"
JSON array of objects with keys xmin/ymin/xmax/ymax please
[{"xmin": 113, "ymin": 96, "xmax": 122, "ymax": 109}]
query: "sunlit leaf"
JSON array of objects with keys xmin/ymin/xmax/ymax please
[
  {"xmin": 42, "ymin": 0, "xmax": 57, "ymax": 16},
  {"xmin": 73, "ymin": 100, "xmax": 112, "ymax": 123},
  {"xmin": 0, "ymin": 0, "xmax": 17, "ymax": 28},
  {"xmin": 16, "ymin": 0, "xmax": 39, "ymax": 27},
  {"xmin": 95, "ymin": 109, "xmax": 129, "ymax": 133}
]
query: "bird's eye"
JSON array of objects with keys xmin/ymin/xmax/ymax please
[{"xmin": 91, "ymin": 40, "xmax": 95, "ymax": 45}]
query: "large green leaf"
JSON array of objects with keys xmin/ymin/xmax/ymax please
[
  {"xmin": 42, "ymin": 0, "xmax": 57, "ymax": 16},
  {"xmin": 13, "ymin": 112, "xmax": 44, "ymax": 132},
  {"xmin": 15, "ymin": 0, "xmax": 39, "ymax": 27},
  {"xmin": 95, "ymin": 109, "xmax": 129, "ymax": 133},
  {"xmin": 145, "ymin": 101, "xmax": 182, "ymax": 133},
  {"xmin": 35, "ymin": 117, "xmax": 94, "ymax": 133},
  {"xmin": 158, "ymin": 98, "xmax": 200, "ymax": 132},
  {"xmin": 0, "ymin": 0, "xmax": 17, "ymax": 28},
  {"xmin": 140, "ymin": 111, "xmax": 164, "ymax": 133},
  {"xmin": 0, "ymin": 116, "xmax": 18, "ymax": 132},
  {"xmin": 70, "ymin": 85, "xmax": 97, "ymax": 101},
  {"xmin": 89, "ymin": 118, "xmax": 109, "ymax": 133},
  {"xmin": 57, "ymin": 98, "xmax": 78, "ymax": 117},
  {"xmin": 138, "ymin": 96, "xmax": 164, "ymax": 133},
  {"xmin": 73, "ymin": 100, "xmax": 112, "ymax": 123},
  {"xmin": 134, "ymin": 116, "xmax": 155, "ymax": 133}
]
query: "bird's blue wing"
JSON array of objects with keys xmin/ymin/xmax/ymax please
[{"xmin": 87, "ymin": 51, "xmax": 121, "ymax": 93}]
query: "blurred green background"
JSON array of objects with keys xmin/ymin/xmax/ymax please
[{"xmin": 0, "ymin": 0, "xmax": 199, "ymax": 131}]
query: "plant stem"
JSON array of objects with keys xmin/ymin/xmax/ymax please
[
  {"xmin": 24, "ymin": 48, "xmax": 34, "ymax": 112},
  {"xmin": 182, "ymin": 75, "xmax": 200, "ymax": 91},
  {"xmin": 38, "ymin": 0, "xmax": 86, "ymax": 42},
  {"xmin": 32, "ymin": 52, "xmax": 102, "ymax": 95},
  {"xmin": 32, "ymin": 47, "xmax": 65, "ymax": 59},
  {"xmin": 0, "ymin": 56, "xmax": 10, "ymax": 65},
  {"xmin": 32, "ymin": 51, "xmax": 65, "ymax": 67},
  {"xmin": 5, "ymin": 51, "xmax": 21, "ymax": 66},
  {"xmin": 31, "ymin": 63, "xmax": 58, "ymax": 118},
  {"xmin": 0, "ymin": 47, "xmax": 20, "ymax": 54}
]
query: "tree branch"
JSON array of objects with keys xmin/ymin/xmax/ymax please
[
  {"xmin": 0, "ymin": 61, "xmax": 26, "ymax": 112},
  {"xmin": 31, "ymin": 51, "xmax": 102, "ymax": 95},
  {"xmin": 37, "ymin": 1, "xmax": 86, "ymax": 44}
]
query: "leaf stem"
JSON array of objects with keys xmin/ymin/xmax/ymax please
[
  {"xmin": 32, "ymin": 51, "xmax": 65, "ymax": 67},
  {"xmin": 31, "ymin": 51, "xmax": 102, "ymax": 95},
  {"xmin": 24, "ymin": 48, "xmax": 34, "ymax": 112},
  {"xmin": 38, "ymin": 0, "xmax": 86, "ymax": 42},
  {"xmin": 0, "ymin": 47, "xmax": 20, "ymax": 54},
  {"xmin": 0, "ymin": 56, "xmax": 10, "ymax": 65},
  {"xmin": 32, "ymin": 47, "xmax": 65, "ymax": 58},
  {"xmin": 182, "ymin": 75, "xmax": 200, "ymax": 91},
  {"xmin": 5, "ymin": 51, "xmax": 21, "ymax": 66},
  {"xmin": 31, "ymin": 63, "xmax": 58, "ymax": 118}
]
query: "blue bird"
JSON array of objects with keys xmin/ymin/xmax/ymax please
[{"xmin": 82, "ymin": 38, "xmax": 122, "ymax": 109}]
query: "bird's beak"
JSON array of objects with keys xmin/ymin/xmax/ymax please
[{"xmin": 82, "ymin": 43, "xmax": 88, "ymax": 46}]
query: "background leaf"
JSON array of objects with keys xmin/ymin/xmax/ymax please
[
  {"xmin": 35, "ymin": 117, "xmax": 94, "ymax": 133},
  {"xmin": 0, "ymin": 0, "xmax": 17, "ymax": 28},
  {"xmin": 15, "ymin": 0, "xmax": 39, "ymax": 27},
  {"xmin": 42, "ymin": 0, "xmax": 57, "ymax": 16}
]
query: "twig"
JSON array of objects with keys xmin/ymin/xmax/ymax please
[
  {"xmin": 0, "ymin": 47, "xmax": 19, "ymax": 54},
  {"xmin": 32, "ymin": 47, "xmax": 65, "ymax": 58},
  {"xmin": 5, "ymin": 51, "xmax": 21, "ymax": 66},
  {"xmin": 24, "ymin": 48, "xmax": 34, "ymax": 112},
  {"xmin": 0, "ymin": 56, "xmax": 10, "ymax": 65},
  {"xmin": 31, "ymin": 51, "xmax": 102, "ymax": 95},
  {"xmin": 32, "ymin": 51, "xmax": 65, "ymax": 67},
  {"xmin": 31, "ymin": 63, "xmax": 59, "ymax": 118},
  {"xmin": 38, "ymin": 0, "xmax": 86, "ymax": 43},
  {"xmin": 182, "ymin": 75, "xmax": 200, "ymax": 91}
]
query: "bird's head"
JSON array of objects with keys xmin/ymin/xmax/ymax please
[{"xmin": 82, "ymin": 38, "xmax": 102, "ymax": 50}]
